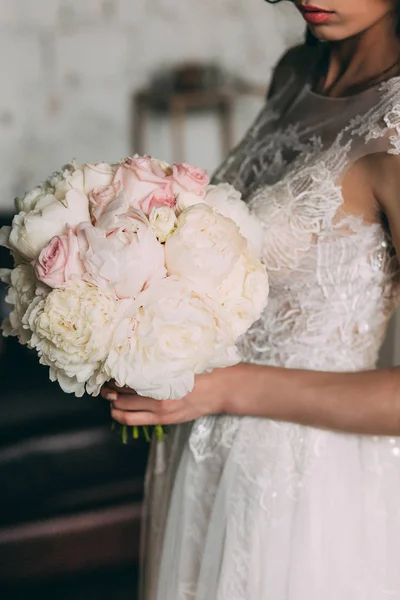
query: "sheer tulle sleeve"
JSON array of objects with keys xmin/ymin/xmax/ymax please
[
  {"xmin": 363, "ymin": 92, "xmax": 400, "ymax": 262},
  {"xmin": 211, "ymin": 44, "xmax": 311, "ymax": 194},
  {"xmin": 344, "ymin": 80, "xmax": 400, "ymax": 165}
]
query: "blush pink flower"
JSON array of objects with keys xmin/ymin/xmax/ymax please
[
  {"xmin": 89, "ymin": 181, "xmax": 122, "ymax": 223},
  {"xmin": 77, "ymin": 195, "xmax": 166, "ymax": 299},
  {"xmin": 33, "ymin": 226, "xmax": 85, "ymax": 288},
  {"xmin": 140, "ymin": 186, "xmax": 176, "ymax": 216},
  {"xmin": 113, "ymin": 156, "xmax": 172, "ymax": 214},
  {"xmin": 171, "ymin": 163, "xmax": 209, "ymax": 196}
]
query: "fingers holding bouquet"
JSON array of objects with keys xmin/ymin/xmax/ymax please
[
  {"xmin": 101, "ymin": 383, "xmax": 179, "ymax": 426},
  {"xmin": 101, "ymin": 369, "xmax": 231, "ymax": 428}
]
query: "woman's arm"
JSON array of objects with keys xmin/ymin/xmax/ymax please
[
  {"xmin": 103, "ymin": 362, "xmax": 400, "ymax": 436},
  {"xmin": 223, "ymin": 362, "xmax": 400, "ymax": 436}
]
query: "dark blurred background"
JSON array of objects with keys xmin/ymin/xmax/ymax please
[{"xmin": 3, "ymin": 2, "xmax": 396, "ymax": 599}]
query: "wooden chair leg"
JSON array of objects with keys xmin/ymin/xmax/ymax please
[
  {"xmin": 219, "ymin": 98, "xmax": 234, "ymax": 157},
  {"xmin": 170, "ymin": 98, "xmax": 186, "ymax": 162},
  {"xmin": 133, "ymin": 96, "xmax": 147, "ymax": 155}
]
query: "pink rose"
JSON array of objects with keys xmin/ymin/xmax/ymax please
[
  {"xmin": 77, "ymin": 195, "xmax": 166, "ymax": 299},
  {"xmin": 113, "ymin": 156, "xmax": 172, "ymax": 213},
  {"xmin": 89, "ymin": 181, "xmax": 121, "ymax": 222},
  {"xmin": 140, "ymin": 186, "xmax": 176, "ymax": 216},
  {"xmin": 171, "ymin": 163, "xmax": 209, "ymax": 196},
  {"xmin": 33, "ymin": 226, "xmax": 85, "ymax": 288}
]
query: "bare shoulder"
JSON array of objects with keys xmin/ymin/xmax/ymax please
[
  {"xmin": 268, "ymin": 43, "xmax": 315, "ymax": 99},
  {"xmin": 364, "ymin": 152, "xmax": 400, "ymax": 255},
  {"xmin": 368, "ymin": 153, "xmax": 400, "ymax": 207}
]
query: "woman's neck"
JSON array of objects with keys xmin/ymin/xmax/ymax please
[{"xmin": 320, "ymin": 16, "xmax": 400, "ymax": 96}]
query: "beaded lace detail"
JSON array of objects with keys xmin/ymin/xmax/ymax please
[
  {"xmin": 189, "ymin": 74, "xmax": 400, "ymax": 464},
  {"xmin": 141, "ymin": 63, "xmax": 400, "ymax": 600}
]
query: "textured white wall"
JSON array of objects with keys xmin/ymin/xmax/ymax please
[{"xmin": 0, "ymin": 0, "xmax": 303, "ymax": 211}]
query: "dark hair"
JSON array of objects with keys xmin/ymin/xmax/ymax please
[{"xmin": 265, "ymin": 0, "xmax": 400, "ymax": 42}]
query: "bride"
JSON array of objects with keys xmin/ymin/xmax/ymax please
[{"xmin": 102, "ymin": 0, "xmax": 400, "ymax": 598}]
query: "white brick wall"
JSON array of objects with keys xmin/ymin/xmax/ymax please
[{"xmin": 0, "ymin": 0, "xmax": 302, "ymax": 211}]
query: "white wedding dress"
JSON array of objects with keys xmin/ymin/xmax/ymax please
[{"xmin": 139, "ymin": 46, "xmax": 400, "ymax": 599}]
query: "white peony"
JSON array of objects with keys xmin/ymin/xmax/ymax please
[
  {"xmin": 103, "ymin": 277, "xmax": 240, "ymax": 400},
  {"xmin": 23, "ymin": 279, "xmax": 120, "ymax": 397},
  {"xmin": 0, "ymin": 264, "xmax": 49, "ymax": 344},
  {"xmin": 175, "ymin": 192, "xmax": 204, "ymax": 213},
  {"xmin": 165, "ymin": 204, "xmax": 246, "ymax": 293},
  {"xmin": 205, "ymin": 183, "xmax": 264, "ymax": 257},
  {"xmin": 149, "ymin": 206, "xmax": 177, "ymax": 242},
  {"xmin": 78, "ymin": 195, "xmax": 166, "ymax": 299},
  {"xmin": 5, "ymin": 189, "xmax": 90, "ymax": 261},
  {"xmin": 14, "ymin": 186, "xmax": 44, "ymax": 213},
  {"xmin": 212, "ymin": 249, "xmax": 269, "ymax": 338},
  {"xmin": 14, "ymin": 164, "xmax": 78, "ymax": 213}
]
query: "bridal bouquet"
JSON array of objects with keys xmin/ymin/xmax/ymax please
[{"xmin": 0, "ymin": 156, "xmax": 269, "ymax": 440}]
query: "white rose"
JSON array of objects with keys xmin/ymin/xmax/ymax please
[
  {"xmin": 67, "ymin": 162, "xmax": 114, "ymax": 195},
  {"xmin": 78, "ymin": 195, "xmax": 166, "ymax": 299},
  {"xmin": 165, "ymin": 204, "xmax": 246, "ymax": 293},
  {"xmin": 24, "ymin": 279, "xmax": 120, "ymax": 397},
  {"xmin": 48, "ymin": 162, "xmax": 114, "ymax": 201},
  {"xmin": 0, "ymin": 264, "xmax": 49, "ymax": 344},
  {"xmin": 205, "ymin": 183, "xmax": 264, "ymax": 257},
  {"xmin": 7, "ymin": 189, "xmax": 90, "ymax": 261},
  {"xmin": 149, "ymin": 206, "xmax": 177, "ymax": 242},
  {"xmin": 103, "ymin": 277, "xmax": 239, "ymax": 401},
  {"xmin": 212, "ymin": 249, "xmax": 269, "ymax": 338}
]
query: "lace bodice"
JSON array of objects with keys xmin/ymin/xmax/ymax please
[
  {"xmin": 212, "ymin": 49, "xmax": 400, "ymax": 374},
  {"xmin": 141, "ymin": 48, "xmax": 400, "ymax": 600}
]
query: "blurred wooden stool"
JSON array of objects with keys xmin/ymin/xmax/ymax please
[{"xmin": 132, "ymin": 84, "xmax": 266, "ymax": 163}]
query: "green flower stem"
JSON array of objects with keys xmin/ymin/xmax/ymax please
[
  {"xmin": 110, "ymin": 420, "xmax": 166, "ymax": 443},
  {"xmin": 155, "ymin": 425, "xmax": 164, "ymax": 441},
  {"xmin": 143, "ymin": 426, "xmax": 152, "ymax": 443}
]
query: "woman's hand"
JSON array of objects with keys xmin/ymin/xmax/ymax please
[{"xmin": 101, "ymin": 365, "xmax": 243, "ymax": 427}]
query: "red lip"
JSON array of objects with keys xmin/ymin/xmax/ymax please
[
  {"xmin": 299, "ymin": 4, "xmax": 332, "ymax": 11},
  {"xmin": 298, "ymin": 4, "xmax": 334, "ymax": 24}
]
